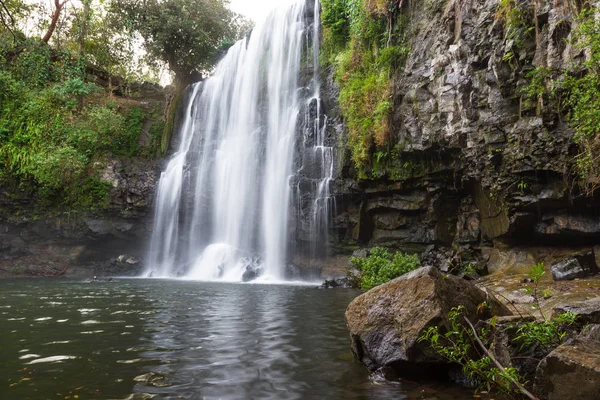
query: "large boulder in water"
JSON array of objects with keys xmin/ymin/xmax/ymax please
[{"xmin": 345, "ymin": 266, "xmax": 511, "ymax": 373}]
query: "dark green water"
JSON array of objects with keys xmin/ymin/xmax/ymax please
[{"xmin": 0, "ymin": 279, "xmax": 470, "ymax": 399}]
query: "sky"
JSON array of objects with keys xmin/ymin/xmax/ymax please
[{"xmin": 230, "ymin": 0, "xmax": 291, "ymax": 23}]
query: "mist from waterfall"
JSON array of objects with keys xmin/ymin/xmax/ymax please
[{"xmin": 146, "ymin": 0, "xmax": 324, "ymax": 281}]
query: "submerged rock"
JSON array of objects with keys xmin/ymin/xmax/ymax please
[
  {"xmin": 534, "ymin": 324, "xmax": 600, "ymax": 400},
  {"xmin": 345, "ymin": 266, "xmax": 511, "ymax": 374},
  {"xmin": 321, "ymin": 277, "xmax": 352, "ymax": 289},
  {"xmin": 134, "ymin": 372, "xmax": 171, "ymax": 388}
]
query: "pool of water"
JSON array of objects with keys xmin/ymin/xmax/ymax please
[{"xmin": 0, "ymin": 279, "xmax": 470, "ymax": 399}]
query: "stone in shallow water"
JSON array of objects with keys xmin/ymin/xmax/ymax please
[
  {"xmin": 134, "ymin": 372, "xmax": 170, "ymax": 388},
  {"xmin": 321, "ymin": 277, "xmax": 352, "ymax": 289},
  {"xmin": 241, "ymin": 258, "xmax": 263, "ymax": 282}
]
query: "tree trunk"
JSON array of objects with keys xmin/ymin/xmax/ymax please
[
  {"xmin": 42, "ymin": 0, "xmax": 69, "ymax": 43},
  {"xmin": 78, "ymin": 0, "xmax": 91, "ymax": 55}
]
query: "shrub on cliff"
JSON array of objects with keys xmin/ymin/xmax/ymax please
[
  {"xmin": 349, "ymin": 247, "xmax": 420, "ymax": 290},
  {"xmin": 0, "ymin": 39, "xmax": 161, "ymax": 211}
]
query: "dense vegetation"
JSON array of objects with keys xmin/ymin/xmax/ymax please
[
  {"xmin": 515, "ymin": 4, "xmax": 600, "ymax": 195},
  {"xmin": 321, "ymin": 0, "xmax": 410, "ymax": 179},
  {"xmin": 323, "ymin": 0, "xmax": 600, "ymax": 193},
  {"xmin": 0, "ymin": 39, "xmax": 154, "ymax": 210},
  {"xmin": 349, "ymin": 247, "xmax": 421, "ymax": 290},
  {"xmin": 0, "ymin": 0, "xmax": 246, "ymax": 213}
]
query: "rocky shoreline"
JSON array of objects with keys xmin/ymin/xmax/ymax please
[{"xmin": 344, "ymin": 264, "xmax": 600, "ymax": 399}]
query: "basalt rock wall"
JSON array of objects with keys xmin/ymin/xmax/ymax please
[
  {"xmin": 321, "ymin": 0, "xmax": 600, "ymax": 274},
  {"xmin": 0, "ymin": 157, "xmax": 160, "ymax": 277}
]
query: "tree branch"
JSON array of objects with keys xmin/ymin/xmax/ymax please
[
  {"xmin": 463, "ymin": 316, "xmax": 539, "ymax": 400},
  {"xmin": 0, "ymin": 0, "xmax": 17, "ymax": 42}
]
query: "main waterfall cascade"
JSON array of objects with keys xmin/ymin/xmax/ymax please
[{"xmin": 146, "ymin": 0, "xmax": 334, "ymax": 281}]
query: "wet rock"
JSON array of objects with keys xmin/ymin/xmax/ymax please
[
  {"xmin": 345, "ymin": 266, "xmax": 511, "ymax": 373},
  {"xmin": 550, "ymin": 258, "xmax": 590, "ymax": 281},
  {"xmin": 126, "ymin": 256, "xmax": 140, "ymax": 265},
  {"xmin": 534, "ymin": 324, "xmax": 600, "ymax": 400},
  {"xmin": 552, "ymin": 297, "xmax": 600, "ymax": 325},
  {"xmin": 134, "ymin": 372, "xmax": 171, "ymax": 387},
  {"xmin": 241, "ymin": 258, "xmax": 263, "ymax": 282},
  {"xmin": 574, "ymin": 250, "xmax": 599, "ymax": 274},
  {"xmin": 321, "ymin": 277, "xmax": 352, "ymax": 289},
  {"xmin": 535, "ymin": 214, "xmax": 600, "ymax": 238},
  {"xmin": 92, "ymin": 258, "xmax": 143, "ymax": 277},
  {"xmin": 351, "ymin": 248, "xmax": 370, "ymax": 259}
]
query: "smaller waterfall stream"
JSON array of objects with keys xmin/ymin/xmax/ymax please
[
  {"xmin": 147, "ymin": 0, "xmax": 327, "ymax": 281},
  {"xmin": 296, "ymin": 0, "xmax": 335, "ymax": 259}
]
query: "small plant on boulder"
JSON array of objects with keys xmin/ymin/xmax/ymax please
[{"xmin": 349, "ymin": 247, "xmax": 421, "ymax": 290}]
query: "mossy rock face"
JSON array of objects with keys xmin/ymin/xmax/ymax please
[
  {"xmin": 345, "ymin": 266, "xmax": 511, "ymax": 373},
  {"xmin": 162, "ymin": 87, "xmax": 185, "ymax": 156}
]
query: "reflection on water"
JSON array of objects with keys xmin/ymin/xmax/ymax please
[{"xmin": 0, "ymin": 279, "xmax": 470, "ymax": 399}]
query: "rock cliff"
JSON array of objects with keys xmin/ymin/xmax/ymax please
[{"xmin": 321, "ymin": 0, "xmax": 600, "ymax": 274}]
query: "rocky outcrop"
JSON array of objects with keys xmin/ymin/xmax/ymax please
[
  {"xmin": 322, "ymin": 0, "xmax": 600, "ymax": 275},
  {"xmin": 345, "ymin": 266, "xmax": 511, "ymax": 374},
  {"xmin": 0, "ymin": 158, "xmax": 160, "ymax": 278},
  {"xmin": 534, "ymin": 324, "xmax": 600, "ymax": 400}
]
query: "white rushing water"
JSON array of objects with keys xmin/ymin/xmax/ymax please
[
  {"xmin": 306, "ymin": 0, "xmax": 335, "ymax": 257},
  {"xmin": 147, "ymin": 0, "xmax": 324, "ymax": 281}
]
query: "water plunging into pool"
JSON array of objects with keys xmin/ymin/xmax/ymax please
[{"xmin": 147, "ymin": 0, "xmax": 330, "ymax": 281}]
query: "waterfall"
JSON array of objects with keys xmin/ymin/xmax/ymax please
[
  {"xmin": 294, "ymin": 0, "xmax": 335, "ymax": 261},
  {"xmin": 147, "ymin": 0, "xmax": 327, "ymax": 281}
]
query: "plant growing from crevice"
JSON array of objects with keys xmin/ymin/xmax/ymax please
[
  {"xmin": 524, "ymin": 262, "xmax": 546, "ymax": 319},
  {"xmin": 495, "ymin": 0, "xmax": 535, "ymax": 67}
]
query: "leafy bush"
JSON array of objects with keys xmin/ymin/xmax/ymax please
[
  {"xmin": 349, "ymin": 247, "xmax": 421, "ymax": 290},
  {"xmin": 0, "ymin": 40, "xmax": 159, "ymax": 211},
  {"xmin": 513, "ymin": 311, "xmax": 578, "ymax": 351}
]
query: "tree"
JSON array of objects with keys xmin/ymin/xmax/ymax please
[
  {"xmin": 0, "ymin": 0, "xmax": 31, "ymax": 41},
  {"xmin": 0, "ymin": 0, "xmax": 16, "ymax": 39},
  {"xmin": 112, "ymin": 0, "xmax": 242, "ymax": 85}
]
